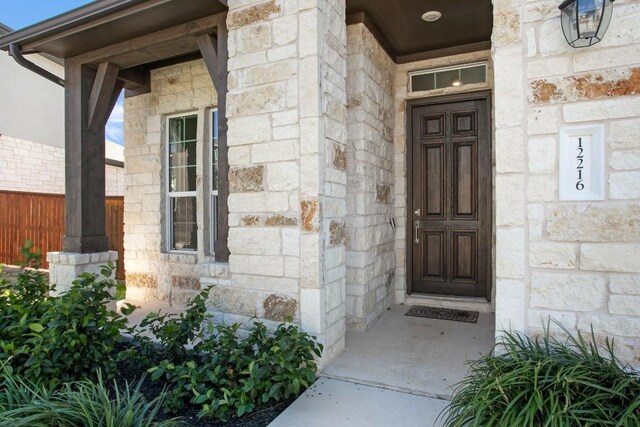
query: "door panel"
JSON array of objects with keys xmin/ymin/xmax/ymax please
[{"xmin": 410, "ymin": 95, "xmax": 491, "ymax": 299}]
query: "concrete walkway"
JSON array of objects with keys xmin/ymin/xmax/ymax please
[
  {"xmin": 270, "ymin": 304, "xmax": 495, "ymax": 426},
  {"xmin": 268, "ymin": 378, "xmax": 448, "ymax": 427}
]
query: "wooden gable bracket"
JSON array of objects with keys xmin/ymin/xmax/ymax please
[{"xmin": 88, "ymin": 61, "xmax": 124, "ymax": 132}]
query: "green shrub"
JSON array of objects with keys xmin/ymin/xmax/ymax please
[
  {"xmin": 442, "ymin": 322, "xmax": 640, "ymax": 427},
  {"xmin": 0, "ymin": 364, "xmax": 179, "ymax": 427},
  {"xmin": 0, "ymin": 243, "xmax": 135, "ymax": 387},
  {"xmin": 135, "ymin": 288, "xmax": 323, "ymax": 420}
]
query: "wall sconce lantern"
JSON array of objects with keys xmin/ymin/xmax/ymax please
[{"xmin": 559, "ymin": 0, "xmax": 615, "ymax": 48}]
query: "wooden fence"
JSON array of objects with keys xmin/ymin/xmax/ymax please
[{"xmin": 0, "ymin": 191, "xmax": 125, "ymax": 279}]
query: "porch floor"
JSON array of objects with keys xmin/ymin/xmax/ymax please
[{"xmin": 322, "ymin": 304, "xmax": 496, "ymax": 399}]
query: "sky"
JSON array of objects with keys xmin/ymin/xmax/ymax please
[{"xmin": 1, "ymin": 1, "xmax": 124, "ymax": 145}]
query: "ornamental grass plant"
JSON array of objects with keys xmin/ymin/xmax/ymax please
[{"xmin": 442, "ymin": 322, "xmax": 640, "ymax": 427}]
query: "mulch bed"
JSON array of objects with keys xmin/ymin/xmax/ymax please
[{"xmin": 114, "ymin": 343, "xmax": 296, "ymax": 427}]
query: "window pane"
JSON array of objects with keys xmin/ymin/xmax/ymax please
[
  {"xmin": 460, "ymin": 66, "xmax": 486, "ymax": 85},
  {"xmin": 411, "ymin": 73, "xmax": 435, "ymax": 92},
  {"xmin": 169, "ymin": 140, "xmax": 197, "ymax": 192},
  {"xmin": 435, "ymin": 69, "xmax": 460, "ymax": 88},
  {"xmin": 211, "ymin": 110, "xmax": 219, "ymax": 191},
  {"xmin": 185, "ymin": 115, "xmax": 198, "ymax": 141},
  {"xmin": 168, "ymin": 117, "xmax": 184, "ymax": 143},
  {"xmin": 171, "ymin": 197, "xmax": 197, "ymax": 250},
  {"xmin": 210, "ymin": 194, "xmax": 218, "ymax": 248}
]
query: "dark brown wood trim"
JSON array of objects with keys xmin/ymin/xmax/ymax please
[
  {"xmin": 88, "ymin": 61, "xmax": 120, "ymax": 131},
  {"xmin": 70, "ymin": 13, "xmax": 226, "ymax": 68},
  {"xmin": 196, "ymin": 33, "xmax": 219, "ymax": 88},
  {"xmin": 346, "ymin": 12, "xmax": 395, "ymax": 63},
  {"xmin": 396, "ymin": 41, "xmax": 492, "ymax": 65},
  {"xmin": 118, "ymin": 65, "xmax": 147, "ymax": 88},
  {"xmin": 105, "ymin": 158, "xmax": 124, "ymax": 168},
  {"xmin": 405, "ymin": 90, "xmax": 493, "ymax": 300},
  {"xmin": 214, "ymin": 20, "xmax": 229, "ymax": 262}
]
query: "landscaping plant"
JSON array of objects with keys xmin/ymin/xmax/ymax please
[
  {"xmin": 0, "ymin": 363, "xmax": 179, "ymax": 427},
  {"xmin": 131, "ymin": 288, "xmax": 323, "ymax": 420},
  {"xmin": 0, "ymin": 242, "xmax": 135, "ymax": 387},
  {"xmin": 441, "ymin": 322, "xmax": 640, "ymax": 427}
]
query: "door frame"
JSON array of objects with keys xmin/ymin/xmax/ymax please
[{"xmin": 405, "ymin": 90, "xmax": 493, "ymax": 300}]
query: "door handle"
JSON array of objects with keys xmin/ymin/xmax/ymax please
[{"xmin": 414, "ymin": 220, "xmax": 420, "ymax": 244}]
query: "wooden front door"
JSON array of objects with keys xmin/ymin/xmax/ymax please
[{"xmin": 409, "ymin": 93, "xmax": 491, "ymax": 299}]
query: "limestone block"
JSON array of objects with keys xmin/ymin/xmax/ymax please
[
  {"xmin": 208, "ymin": 287, "xmax": 259, "ymax": 317},
  {"xmin": 273, "ymin": 14, "xmax": 298, "ymax": 46},
  {"xmin": 527, "ymin": 106, "xmax": 560, "ymax": 135},
  {"xmin": 284, "ymin": 256, "xmax": 300, "ymax": 278},
  {"xmin": 528, "ymin": 204, "xmax": 545, "ymax": 241},
  {"xmin": 527, "ymin": 57, "xmax": 571, "ymax": 79},
  {"xmin": 609, "ymin": 150, "xmax": 640, "ymax": 171},
  {"xmin": 610, "ymin": 172, "xmax": 640, "ymax": 199},
  {"xmin": 228, "ymin": 193, "xmax": 267, "ymax": 212},
  {"xmin": 229, "ymin": 254, "xmax": 284, "ymax": 276},
  {"xmin": 493, "ymin": 47, "xmax": 524, "ymax": 129},
  {"xmin": 229, "ymin": 165, "xmax": 264, "ymax": 192},
  {"xmin": 530, "ymin": 272, "xmax": 605, "ymax": 311},
  {"xmin": 496, "ymin": 175, "xmax": 525, "ymax": 226},
  {"xmin": 610, "ymin": 118, "xmax": 640, "ymax": 149},
  {"xmin": 228, "ymin": 227, "xmax": 282, "ymax": 255},
  {"xmin": 265, "ymin": 192, "xmax": 290, "ymax": 212},
  {"xmin": 252, "ymin": 139, "xmax": 298, "ymax": 163},
  {"xmin": 609, "ymin": 275, "xmax": 640, "ymax": 295},
  {"xmin": 298, "ymin": 10, "xmax": 319, "ymax": 57},
  {"xmin": 236, "ymin": 23, "xmax": 272, "ymax": 54},
  {"xmin": 227, "ymin": 83, "xmax": 286, "ymax": 117},
  {"xmin": 528, "ymin": 136, "xmax": 556, "ymax": 173},
  {"xmin": 573, "ymin": 44, "xmax": 640, "ymax": 73},
  {"xmin": 227, "ymin": 0, "xmax": 280, "ymax": 30},
  {"xmin": 282, "ymin": 228, "xmax": 300, "ymax": 256},
  {"xmin": 300, "ymin": 288, "xmax": 325, "ymax": 334},
  {"xmin": 577, "ymin": 314, "xmax": 640, "ymax": 338},
  {"xmin": 242, "ymin": 60, "xmax": 297, "ymax": 86},
  {"xmin": 232, "ymin": 274, "xmax": 298, "ymax": 293},
  {"xmin": 545, "ymin": 204, "xmax": 640, "ymax": 242},
  {"xmin": 228, "ymin": 146, "xmax": 252, "ymax": 165},
  {"xmin": 529, "ymin": 242, "xmax": 576, "ymax": 269},
  {"xmin": 496, "ymin": 228, "xmax": 525, "ymax": 279},
  {"xmin": 263, "ymin": 294, "xmax": 298, "ymax": 321},
  {"xmin": 563, "ymin": 97, "xmax": 640, "ymax": 123},
  {"xmin": 527, "ymin": 175, "xmax": 556, "ymax": 202},
  {"xmin": 495, "ymin": 127, "xmax": 525, "ymax": 173},
  {"xmin": 527, "ymin": 309, "xmax": 577, "ymax": 331},
  {"xmin": 492, "ymin": 1, "xmax": 521, "ymax": 47},
  {"xmin": 228, "ymin": 115, "xmax": 272, "ymax": 146},
  {"xmin": 580, "ymin": 243, "xmax": 640, "ymax": 273},
  {"xmin": 609, "ymin": 294, "xmax": 640, "ymax": 316},
  {"xmin": 495, "ymin": 279, "xmax": 526, "ymax": 332}
]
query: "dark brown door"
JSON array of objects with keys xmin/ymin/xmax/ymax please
[{"xmin": 409, "ymin": 94, "xmax": 491, "ymax": 299}]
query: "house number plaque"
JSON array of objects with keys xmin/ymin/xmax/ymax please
[{"xmin": 559, "ymin": 124, "xmax": 604, "ymax": 201}]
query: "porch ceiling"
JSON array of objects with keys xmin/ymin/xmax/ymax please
[
  {"xmin": 0, "ymin": 0, "xmax": 227, "ymax": 62},
  {"xmin": 346, "ymin": 0, "xmax": 493, "ymax": 63}
]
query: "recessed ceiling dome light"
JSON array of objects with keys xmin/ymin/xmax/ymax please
[{"xmin": 422, "ymin": 11, "xmax": 442, "ymax": 22}]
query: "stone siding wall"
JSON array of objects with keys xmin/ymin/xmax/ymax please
[
  {"xmin": 124, "ymin": 0, "xmax": 348, "ymax": 364},
  {"xmin": 494, "ymin": 0, "xmax": 640, "ymax": 366},
  {"xmin": 345, "ymin": 23, "xmax": 396, "ymax": 330},
  {"xmin": 0, "ymin": 135, "xmax": 124, "ymax": 196}
]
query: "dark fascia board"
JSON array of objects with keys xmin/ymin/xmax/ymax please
[
  {"xmin": 0, "ymin": 22, "xmax": 13, "ymax": 35},
  {"xmin": 0, "ymin": 0, "xmax": 147, "ymax": 52}
]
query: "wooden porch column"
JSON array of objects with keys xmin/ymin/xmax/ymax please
[
  {"xmin": 63, "ymin": 60, "xmax": 123, "ymax": 253},
  {"xmin": 197, "ymin": 19, "xmax": 229, "ymax": 262}
]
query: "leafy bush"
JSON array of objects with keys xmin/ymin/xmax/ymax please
[
  {"xmin": 133, "ymin": 288, "xmax": 323, "ymax": 420},
  {"xmin": 0, "ymin": 363, "xmax": 179, "ymax": 427},
  {"xmin": 442, "ymin": 323, "xmax": 640, "ymax": 427},
  {"xmin": 0, "ymin": 243, "xmax": 135, "ymax": 387}
]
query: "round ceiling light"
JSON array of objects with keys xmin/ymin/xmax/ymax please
[{"xmin": 422, "ymin": 11, "xmax": 442, "ymax": 22}]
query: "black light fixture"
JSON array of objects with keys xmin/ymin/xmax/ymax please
[{"xmin": 559, "ymin": 0, "xmax": 615, "ymax": 48}]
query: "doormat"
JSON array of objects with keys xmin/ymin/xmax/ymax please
[{"xmin": 405, "ymin": 305, "xmax": 479, "ymax": 323}]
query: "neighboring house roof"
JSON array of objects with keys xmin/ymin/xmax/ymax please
[{"xmin": 106, "ymin": 140, "xmax": 124, "ymax": 163}]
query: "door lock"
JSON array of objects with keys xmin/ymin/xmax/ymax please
[
  {"xmin": 414, "ymin": 208, "xmax": 421, "ymax": 217},
  {"xmin": 414, "ymin": 220, "xmax": 420, "ymax": 244}
]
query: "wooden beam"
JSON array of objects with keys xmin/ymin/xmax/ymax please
[
  {"xmin": 196, "ymin": 33, "xmax": 219, "ymax": 90},
  {"xmin": 88, "ymin": 61, "xmax": 120, "ymax": 131},
  {"xmin": 71, "ymin": 13, "xmax": 226, "ymax": 68},
  {"xmin": 118, "ymin": 65, "xmax": 147, "ymax": 88},
  {"xmin": 214, "ymin": 20, "xmax": 229, "ymax": 262},
  {"xmin": 63, "ymin": 61, "xmax": 109, "ymax": 253}
]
